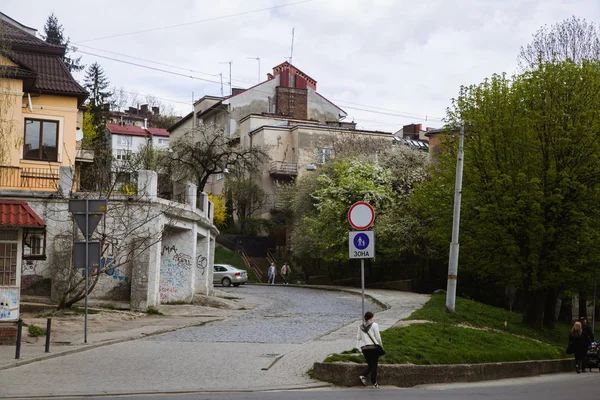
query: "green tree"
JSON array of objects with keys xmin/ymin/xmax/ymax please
[
  {"xmin": 43, "ymin": 13, "xmax": 83, "ymax": 72},
  {"xmin": 84, "ymin": 62, "xmax": 112, "ymax": 131},
  {"xmin": 413, "ymin": 61, "xmax": 600, "ymax": 328}
]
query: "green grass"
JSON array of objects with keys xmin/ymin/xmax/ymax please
[
  {"xmin": 214, "ymin": 245, "xmax": 260, "ymax": 283},
  {"xmin": 324, "ymin": 294, "xmax": 571, "ymax": 365},
  {"xmin": 325, "ymin": 323, "xmax": 564, "ymax": 365},
  {"xmin": 146, "ymin": 307, "xmax": 164, "ymax": 315},
  {"xmin": 27, "ymin": 324, "xmax": 46, "ymax": 337},
  {"xmin": 407, "ymin": 294, "xmax": 571, "ymax": 347}
]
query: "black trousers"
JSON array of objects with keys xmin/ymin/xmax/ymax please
[{"xmin": 361, "ymin": 348, "xmax": 380, "ymax": 384}]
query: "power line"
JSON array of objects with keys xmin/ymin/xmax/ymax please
[
  {"xmin": 76, "ymin": 50, "xmax": 444, "ymax": 124},
  {"xmin": 75, "ymin": 0, "xmax": 314, "ymax": 43}
]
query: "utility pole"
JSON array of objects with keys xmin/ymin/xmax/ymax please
[
  {"xmin": 219, "ymin": 73, "xmax": 224, "ymax": 97},
  {"xmin": 220, "ymin": 61, "xmax": 232, "ymax": 96},
  {"xmin": 446, "ymin": 125, "xmax": 465, "ymax": 313},
  {"xmin": 247, "ymin": 57, "xmax": 260, "ymax": 83}
]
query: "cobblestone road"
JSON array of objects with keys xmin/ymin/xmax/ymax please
[{"xmin": 151, "ymin": 285, "xmax": 384, "ymax": 344}]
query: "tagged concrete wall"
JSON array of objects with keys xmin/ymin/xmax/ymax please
[{"xmin": 11, "ymin": 173, "xmax": 218, "ymax": 310}]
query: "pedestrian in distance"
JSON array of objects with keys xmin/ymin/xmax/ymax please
[
  {"xmin": 569, "ymin": 321, "xmax": 591, "ymax": 373},
  {"xmin": 356, "ymin": 311, "xmax": 384, "ymax": 389},
  {"xmin": 267, "ymin": 262, "xmax": 276, "ymax": 285},
  {"xmin": 579, "ymin": 316, "xmax": 595, "ymax": 371},
  {"xmin": 280, "ymin": 261, "xmax": 291, "ymax": 285}
]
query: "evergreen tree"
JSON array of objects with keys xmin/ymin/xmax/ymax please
[
  {"xmin": 84, "ymin": 62, "xmax": 112, "ymax": 130},
  {"xmin": 43, "ymin": 13, "xmax": 83, "ymax": 72}
]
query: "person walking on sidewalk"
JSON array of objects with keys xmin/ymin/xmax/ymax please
[
  {"xmin": 569, "ymin": 321, "xmax": 591, "ymax": 373},
  {"xmin": 280, "ymin": 261, "xmax": 291, "ymax": 285},
  {"xmin": 267, "ymin": 262, "xmax": 277, "ymax": 284},
  {"xmin": 356, "ymin": 311, "xmax": 384, "ymax": 389}
]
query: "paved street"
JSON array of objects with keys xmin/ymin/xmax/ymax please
[
  {"xmin": 0, "ymin": 286, "xmax": 430, "ymax": 398},
  {"xmin": 22, "ymin": 372, "xmax": 600, "ymax": 399}
]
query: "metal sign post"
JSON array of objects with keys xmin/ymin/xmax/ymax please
[
  {"xmin": 348, "ymin": 202, "xmax": 375, "ymax": 318},
  {"xmin": 69, "ymin": 199, "xmax": 107, "ymax": 344}
]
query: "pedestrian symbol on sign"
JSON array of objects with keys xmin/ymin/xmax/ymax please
[{"xmin": 354, "ymin": 233, "xmax": 369, "ymax": 250}]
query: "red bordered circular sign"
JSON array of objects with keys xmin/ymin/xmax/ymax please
[{"xmin": 348, "ymin": 202, "xmax": 375, "ymax": 230}]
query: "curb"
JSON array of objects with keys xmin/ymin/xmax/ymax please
[
  {"xmin": 0, "ymin": 318, "xmax": 222, "ymax": 372},
  {"xmin": 6, "ymin": 383, "xmax": 333, "ymax": 399},
  {"xmin": 312, "ymin": 358, "xmax": 575, "ymax": 387},
  {"xmin": 281, "ymin": 284, "xmax": 392, "ymax": 311}
]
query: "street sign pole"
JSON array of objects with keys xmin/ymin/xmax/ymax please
[
  {"xmin": 361, "ymin": 259, "xmax": 365, "ymax": 317},
  {"xmin": 84, "ymin": 199, "xmax": 89, "ymax": 344}
]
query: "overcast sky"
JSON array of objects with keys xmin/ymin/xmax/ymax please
[{"xmin": 4, "ymin": 0, "xmax": 600, "ymax": 131}]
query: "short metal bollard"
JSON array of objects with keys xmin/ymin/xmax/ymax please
[
  {"xmin": 45, "ymin": 318, "xmax": 52, "ymax": 353},
  {"xmin": 15, "ymin": 319, "xmax": 23, "ymax": 360}
]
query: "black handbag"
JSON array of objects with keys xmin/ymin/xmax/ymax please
[
  {"xmin": 365, "ymin": 327, "xmax": 386, "ymax": 357},
  {"xmin": 566, "ymin": 340, "xmax": 574, "ymax": 355}
]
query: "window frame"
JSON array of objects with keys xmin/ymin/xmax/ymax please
[
  {"xmin": 316, "ymin": 147, "xmax": 333, "ymax": 164},
  {"xmin": 22, "ymin": 228, "xmax": 47, "ymax": 261},
  {"xmin": 23, "ymin": 118, "xmax": 60, "ymax": 162}
]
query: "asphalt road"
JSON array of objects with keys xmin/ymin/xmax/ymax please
[{"xmin": 24, "ymin": 372, "xmax": 600, "ymax": 399}]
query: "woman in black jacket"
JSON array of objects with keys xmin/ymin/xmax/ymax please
[{"xmin": 569, "ymin": 321, "xmax": 591, "ymax": 373}]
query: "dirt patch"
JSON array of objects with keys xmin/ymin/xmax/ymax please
[{"xmin": 391, "ymin": 319, "xmax": 431, "ymax": 328}]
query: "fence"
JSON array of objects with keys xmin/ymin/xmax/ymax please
[{"xmin": 0, "ymin": 166, "xmax": 59, "ymax": 190}]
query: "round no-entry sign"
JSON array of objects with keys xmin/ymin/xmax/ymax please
[{"xmin": 348, "ymin": 202, "xmax": 375, "ymax": 230}]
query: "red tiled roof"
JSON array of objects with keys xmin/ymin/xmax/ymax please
[
  {"xmin": 106, "ymin": 124, "xmax": 148, "ymax": 137},
  {"xmin": 107, "ymin": 124, "xmax": 170, "ymax": 137},
  {"xmin": 0, "ymin": 201, "xmax": 45, "ymax": 228},
  {"xmin": 146, "ymin": 127, "xmax": 169, "ymax": 137}
]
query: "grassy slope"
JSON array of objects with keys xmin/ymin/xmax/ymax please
[
  {"xmin": 325, "ymin": 294, "xmax": 569, "ymax": 365},
  {"xmin": 213, "ymin": 245, "xmax": 260, "ymax": 283}
]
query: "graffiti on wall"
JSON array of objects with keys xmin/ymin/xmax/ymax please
[
  {"xmin": 159, "ymin": 244, "xmax": 192, "ymax": 302},
  {"xmin": 101, "ymin": 257, "xmax": 129, "ymax": 282},
  {"xmin": 196, "ymin": 254, "xmax": 207, "ymax": 276},
  {"xmin": 0, "ymin": 287, "xmax": 19, "ymax": 321}
]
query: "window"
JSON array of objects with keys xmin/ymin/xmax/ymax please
[
  {"xmin": 117, "ymin": 136, "xmax": 132, "ymax": 146},
  {"xmin": 116, "ymin": 149, "xmax": 132, "ymax": 160},
  {"xmin": 317, "ymin": 148, "xmax": 333, "ymax": 164},
  {"xmin": 0, "ymin": 229, "xmax": 18, "ymax": 286},
  {"xmin": 24, "ymin": 119, "xmax": 59, "ymax": 161},
  {"xmin": 23, "ymin": 228, "xmax": 46, "ymax": 260},
  {"xmin": 158, "ymin": 139, "xmax": 169, "ymax": 145}
]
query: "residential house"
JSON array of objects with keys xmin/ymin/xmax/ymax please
[
  {"xmin": 169, "ymin": 61, "xmax": 395, "ymax": 218},
  {"xmin": 105, "ymin": 123, "xmax": 169, "ymax": 188},
  {"xmin": 0, "ymin": 12, "xmax": 87, "ymax": 338},
  {"xmin": 108, "ymin": 104, "xmax": 162, "ymax": 127},
  {"xmin": 392, "ymin": 123, "xmax": 431, "ymax": 151}
]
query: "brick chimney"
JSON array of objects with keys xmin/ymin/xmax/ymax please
[
  {"xmin": 152, "ymin": 106, "xmax": 160, "ymax": 115},
  {"xmin": 140, "ymin": 104, "xmax": 149, "ymax": 114}
]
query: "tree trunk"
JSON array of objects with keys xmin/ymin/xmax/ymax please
[
  {"xmin": 579, "ymin": 291, "xmax": 588, "ymax": 320},
  {"xmin": 543, "ymin": 288, "xmax": 558, "ymax": 329},
  {"xmin": 559, "ymin": 295, "xmax": 573, "ymax": 323},
  {"xmin": 523, "ymin": 288, "xmax": 546, "ymax": 329}
]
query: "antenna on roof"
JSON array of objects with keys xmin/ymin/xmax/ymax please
[
  {"xmin": 289, "ymin": 27, "xmax": 295, "ymax": 65},
  {"xmin": 219, "ymin": 61, "xmax": 232, "ymax": 96},
  {"xmin": 219, "ymin": 73, "xmax": 224, "ymax": 97},
  {"xmin": 247, "ymin": 57, "xmax": 260, "ymax": 83}
]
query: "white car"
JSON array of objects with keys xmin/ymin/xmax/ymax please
[{"xmin": 213, "ymin": 264, "xmax": 248, "ymax": 287}]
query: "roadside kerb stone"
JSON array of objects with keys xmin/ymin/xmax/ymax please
[
  {"xmin": 313, "ymin": 359, "xmax": 575, "ymax": 387},
  {"xmin": 281, "ymin": 284, "xmax": 392, "ymax": 310},
  {"xmin": 0, "ymin": 318, "xmax": 221, "ymax": 371}
]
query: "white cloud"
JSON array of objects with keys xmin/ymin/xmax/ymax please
[{"xmin": 4, "ymin": 0, "xmax": 600, "ymax": 130}]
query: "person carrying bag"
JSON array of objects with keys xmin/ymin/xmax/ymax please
[{"xmin": 355, "ymin": 311, "xmax": 385, "ymax": 388}]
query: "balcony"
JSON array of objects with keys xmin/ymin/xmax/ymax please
[
  {"xmin": 0, "ymin": 166, "xmax": 60, "ymax": 191},
  {"xmin": 268, "ymin": 161, "xmax": 298, "ymax": 179}
]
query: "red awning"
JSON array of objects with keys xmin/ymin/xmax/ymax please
[{"xmin": 0, "ymin": 201, "xmax": 46, "ymax": 228}]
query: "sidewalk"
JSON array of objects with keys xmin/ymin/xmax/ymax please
[
  {"xmin": 0, "ymin": 285, "xmax": 430, "ymax": 397},
  {"xmin": 0, "ymin": 291, "xmax": 245, "ymax": 370}
]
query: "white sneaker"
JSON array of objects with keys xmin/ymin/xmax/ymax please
[
  {"xmin": 372, "ymin": 382, "xmax": 380, "ymax": 389},
  {"xmin": 359, "ymin": 376, "xmax": 367, "ymax": 386}
]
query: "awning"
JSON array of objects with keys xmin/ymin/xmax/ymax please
[{"xmin": 0, "ymin": 201, "xmax": 46, "ymax": 228}]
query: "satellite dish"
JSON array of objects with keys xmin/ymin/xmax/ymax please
[{"xmin": 76, "ymin": 129, "xmax": 84, "ymax": 141}]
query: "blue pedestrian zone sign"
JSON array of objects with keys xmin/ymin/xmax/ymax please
[{"xmin": 349, "ymin": 231, "xmax": 375, "ymax": 259}]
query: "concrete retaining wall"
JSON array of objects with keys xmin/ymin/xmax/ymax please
[{"xmin": 313, "ymin": 359, "xmax": 575, "ymax": 387}]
